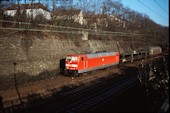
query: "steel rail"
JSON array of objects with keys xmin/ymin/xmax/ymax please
[{"xmin": 56, "ymin": 76, "xmax": 138, "ymax": 113}]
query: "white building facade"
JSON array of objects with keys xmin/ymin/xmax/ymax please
[{"xmin": 3, "ymin": 3, "xmax": 51, "ymax": 20}]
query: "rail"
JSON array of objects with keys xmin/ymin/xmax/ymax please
[{"xmin": 56, "ymin": 76, "xmax": 137, "ymax": 113}]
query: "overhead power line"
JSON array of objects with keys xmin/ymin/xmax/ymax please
[
  {"xmin": 0, "ymin": 20, "xmax": 126, "ymax": 34},
  {"xmin": 136, "ymin": 26, "xmax": 161, "ymax": 31},
  {"xmin": 137, "ymin": 0, "xmax": 167, "ymax": 21},
  {"xmin": 0, "ymin": 27, "xmax": 154, "ymax": 37},
  {"xmin": 153, "ymin": 0, "xmax": 168, "ymax": 14},
  {"xmin": 0, "ymin": 20, "xmax": 154, "ymax": 37}
]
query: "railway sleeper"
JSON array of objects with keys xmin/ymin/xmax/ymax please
[{"xmin": 73, "ymin": 105, "xmax": 86, "ymax": 110}]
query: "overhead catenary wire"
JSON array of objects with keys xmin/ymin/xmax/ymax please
[
  {"xmin": 0, "ymin": 26, "xmax": 154, "ymax": 37},
  {"xmin": 0, "ymin": 20, "xmax": 125, "ymax": 33},
  {"xmin": 0, "ymin": 28, "xmax": 162, "ymax": 46},
  {"xmin": 0, "ymin": 20, "xmax": 154, "ymax": 37},
  {"xmin": 137, "ymin": 0, "xmax": 167, "ymax": 21},
  {"xmin": 0, "ymin": 19, "xmax": 132, "ymax": 35},
  {"xmin": 135, "ymin": 26, "xmax": 162, "ymax": 31},
  {"xmin": 0, "ymin": 31, "xmax": 18, "ymax": 37},
  {"xmin": 153, "ymin": 0, "xmax": 168, "ymax": 14},
  {"xmin": 0, "ymin": 19, "xmax": 163, "ymax": 34}
]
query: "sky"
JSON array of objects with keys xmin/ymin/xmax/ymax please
[
  {"xmin": 2, "ymin": 0, "xmax": 169, "ymax": 27},
  {"xmin": 121, "ymin": 0, "xmax": 169, "ymax": 27}
]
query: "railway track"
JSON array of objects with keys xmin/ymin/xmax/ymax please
[
  {"xmin": 56, "ymin": 76, "xmax": 138, "ymax": 113},
  {"xmin": 9, "ymin": 67, "xmax": 137, "ymax": 113},
  {"xmin": 59, "ymin": 67, "xmax": 137, "ymax": 96}
]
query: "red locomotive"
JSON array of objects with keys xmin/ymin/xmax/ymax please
[{"xmin": 65, "ymin": 51, "xmax": 120, "ymax": 75}]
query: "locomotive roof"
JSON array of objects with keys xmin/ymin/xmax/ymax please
[
  {"xmin": 149, "ymin": 46, "xmax": 162, "ymax": 49},
  {"xmin": 67, "ymin": 51, "xmax": 118, "ymax": 57},
  {"xmin": 87, "ymin": 52, "xmax": 117, "ymax": 58}
]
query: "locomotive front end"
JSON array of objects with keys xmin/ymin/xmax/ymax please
[{"xmin": 65, "ymin": 55, "xmax": 79, "ymax": 75}]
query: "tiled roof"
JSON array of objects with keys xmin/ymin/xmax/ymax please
[
  {"xmin": 54, "ymin": 8, "xmax": 81, "ymax": 16},
  {"xmin": 4, "ymin": 3, "xmax": 50, "ymax": 12}
]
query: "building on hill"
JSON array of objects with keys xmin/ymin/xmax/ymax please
[
  {"xmin": 53, "ymin": 8, "xmax": 126, "ymax": 28},
  {"xmin": 83, "ymin": 14, "xmax": 127, "ymax": 29},
  {"xmin": 3, "ymin": 3, "xmax": 51, "ymax": 20},
  {"xmin": 53, "ymin": 8, "xmax": 87, "ymax": 25}
]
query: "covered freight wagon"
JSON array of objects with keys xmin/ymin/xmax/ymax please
[
  {"xmin": 149, "ymin": 46, "xmax": 162, "ymax": 55},
  {"xmin": 65, "ymin": 51, "xmax": 119, "ymax": 75}
]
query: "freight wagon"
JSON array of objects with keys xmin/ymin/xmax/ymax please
[
  {"xmin": 149, "ymin": 46, "xmax": 162, "ymax": 55},
  {"xmin": 65, "ymin": 52, "xmax": 119, "ymax": 75}
]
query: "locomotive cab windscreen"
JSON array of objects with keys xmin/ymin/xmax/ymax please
[
  {"xmin": 65, "ymin": 55, "xmax": 79, "ymax": 70},
  {"xmin": 66, "ymin": 56, "xmax": 78, "ymax": 62}
]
